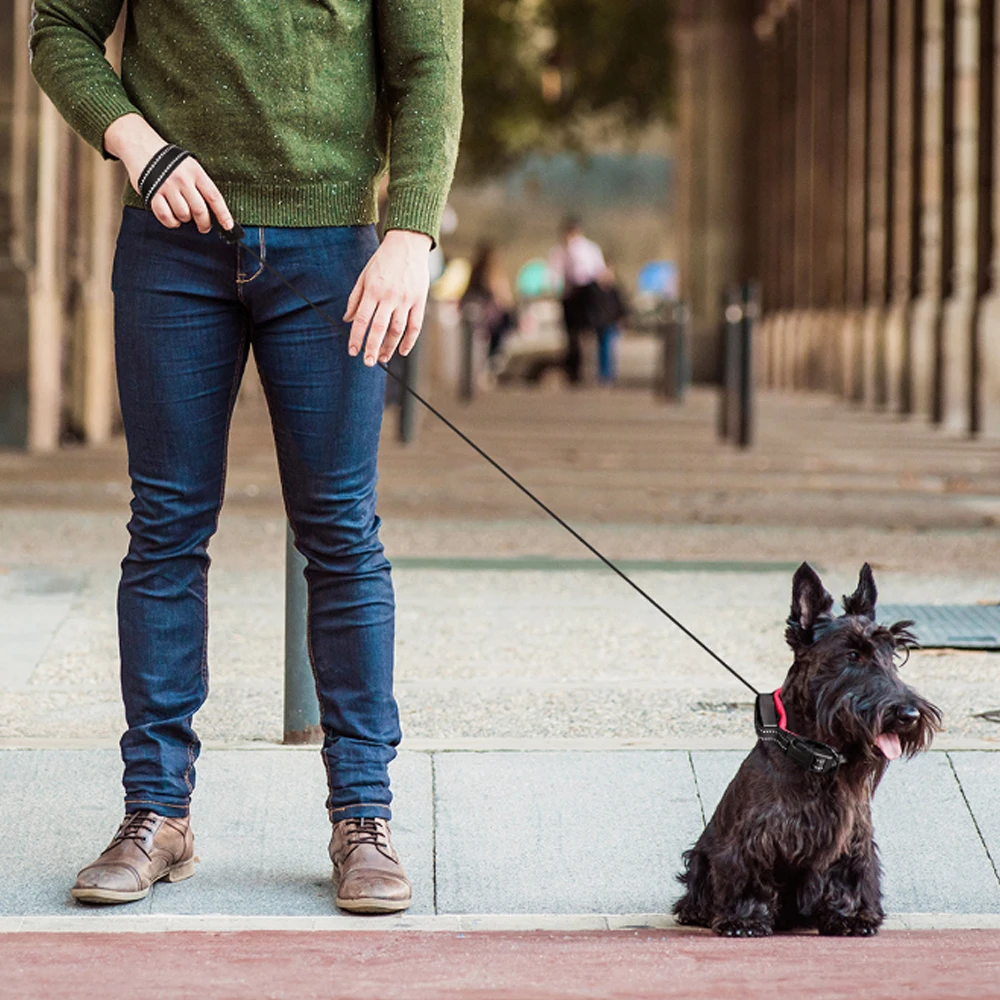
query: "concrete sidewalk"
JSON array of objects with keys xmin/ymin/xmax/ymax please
[
  {"xmin": 3, "ymin": 561, "xmax": 1000, "ymax": 745},
  {"xmin": 3, "ymin": 746, "xmax": 999, "ymax": 926}
]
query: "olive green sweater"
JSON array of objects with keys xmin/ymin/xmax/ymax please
[{"xmin": 29, "ymin": 0, "xmax": 463, "ymax": 240}]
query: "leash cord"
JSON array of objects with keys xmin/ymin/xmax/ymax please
[{"xmin": 235, "ymin": 235, "xmax": 760, "ymax": 697}]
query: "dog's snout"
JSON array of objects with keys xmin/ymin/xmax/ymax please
[{"xmin": 895, "ymin": 704, "xmax": 920, "ymax": 726}]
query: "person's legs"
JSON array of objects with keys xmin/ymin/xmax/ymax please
[
  {"xmin": 113, "ymin": 208, "xmax": 249, "ymax": 817},
  {"xmin": 565, "ymin": 327, "xmax": 583, "ymax": 383},
  {"xmin": 245, "ymin": 224, "xmax": 400, "ymax": 823},
  {"xmin": 597, "ymin": 324, "xmax": 620, "ymax": 384}
]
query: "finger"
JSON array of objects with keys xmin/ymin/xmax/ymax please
[
  {"xmin": 344, "ymin": 269, "xmax": 367, "ymax": 323},
  {"xmin": 164, "ymin": 185, "xmax": 192, "ymax": 224},
  {"xmin": 195, "ymin": 168, "xmax": 234, "ymax": 230},
  {"xmin": 363, "ymin": 300, "xmax": 395, "ymax": 366},
  {"xmin": 348, "ymin": 290, "xmax": 377, "ymax": 357},
  {"xmin": 181, "ymin": 182, "xmax": 212, "ymax": 233},
  {"xmin": 399, "ymin": 299, "xmax": 426, "ymax": 357},
  {"xmin": 378, "ymin": 306, "xmax": 410, "ymax": 364},
  {"xmin": 151, "ymin": 191, "xmax": 180, "ymax": 228}
]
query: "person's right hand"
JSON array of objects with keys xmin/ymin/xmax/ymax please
[{"xmin": 104, "ymin": 113, "xmax": 234, "ymax": 234}]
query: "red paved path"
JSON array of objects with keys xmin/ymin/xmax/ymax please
[{"xmin": 4, "ymin": 930, "xmax": 1000, "ymax": 1000}]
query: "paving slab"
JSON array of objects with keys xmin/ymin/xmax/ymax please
[
  {"xmin": 874, "ymin": 753, "xmax": 1000, "ymax": 913},
  {"xmin": 688, "ymin": 750, "xmax": 746, "ymax": 818},
  {"xmin": 432, "ymin": 750, "xmax": 704, "ymax": 914},
  {"xmin": 947, "ymin": 751, "xmax": 1000, "ymax": 884},
  {"xmin": 0, "ymin": 749, "xmax": 152, "ymax": 919},
  {"xmin": 149, "ymin": 749, "xmax": 434, "ymax": 917},
  {"xmin": 0, "ymin": 571, "xmax": 85, "ymax": 688},
  {"xmin": 0, "ymin": 749, "xmax": 433, "ymax": 918}
]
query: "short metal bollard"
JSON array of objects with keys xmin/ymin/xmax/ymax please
[
  {"xmin": 718, "ymin": 282, "xmax": 758, "ymax": 449},
  {"xmin": 460, "ymin": 301, "xmax": 481, "ymax": 402},
  {"xmin": 656, "ymin": 301, "xmax": 690, "ymax": 401},
  {"xmin": 737, "ymin": 282, "xmax": 760, "ymax": 449},
  {"xmin": 283, "ymin": 523, "xmax": 322, "ymax": 744},
  {"xmin": 718, "ymin": 288, "xmax": 743, "ymax": 441},
  {"xmin": 398, "ymin": 336, "xmax": 421, "ymax": 444}
]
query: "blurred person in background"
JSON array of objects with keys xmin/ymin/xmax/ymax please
[
  {"xmin": 461, "ymin": 242, "xmax": 516, "ymax": 365},
  {"xmin": 549, "ymin": 217, "xmax": 607, "ymax": 384},
  {"xmin": 596, "ymin": 262, "xmax": 628, "ymax": 386}
]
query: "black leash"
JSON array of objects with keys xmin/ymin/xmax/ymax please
[{"xmin": 215, "ymin": 220, "xmax": 760, "ymax": 697}]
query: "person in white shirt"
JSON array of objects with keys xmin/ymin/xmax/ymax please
[{"xmin": 549, "ymin": 217, "xmax": 608, "ymax": 383}]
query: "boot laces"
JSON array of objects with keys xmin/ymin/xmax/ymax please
[
  {"xmin": 110, "ymin": 811, "xmax": 159, "ymax": 857},
  {"xmin": 343, "ymin": 817, "xmax": 392, "ymax": 859}
]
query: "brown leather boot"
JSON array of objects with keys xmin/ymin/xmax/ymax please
[
  {"xmin": 329, "ymin": 817, "xmax": 412, "ymax": 913},
  {"xmin": 71, "ymin": 811, "xmax": 196, "ymax": 904}
]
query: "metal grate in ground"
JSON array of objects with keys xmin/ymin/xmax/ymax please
[{"xmin": 879, "ymin": 604, "xmax": 1000, "ymax": 650}]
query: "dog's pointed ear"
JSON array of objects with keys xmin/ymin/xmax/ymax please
[
  {"xmin": 786, "ymin": 562, "xmax": 834, "ymax": 648},
  {"xmin": 843, "ymin": 563, "xmax": 878, "ymax": 619}
]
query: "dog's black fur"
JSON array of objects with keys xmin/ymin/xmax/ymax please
[{"xmin": 673, "ymin": 562, "xmax": 941, "ymax": 937}]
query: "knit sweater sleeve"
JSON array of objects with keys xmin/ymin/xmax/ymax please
[
  {"xmin": 377, "ymin": 0, "xmax": 463, "ymax": 243},
  {"xmin": 29, "ymin": 0, "xmax": 141, "ymax": 158}
]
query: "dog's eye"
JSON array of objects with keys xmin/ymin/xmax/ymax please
[{"xmin": 846, "ymin": 650, "xmax": 861, "ymax": 663}]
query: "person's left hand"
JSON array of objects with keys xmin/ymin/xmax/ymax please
[{"xmin": 344, "ymin": 229, "xmax": 433, "ymax": 365}]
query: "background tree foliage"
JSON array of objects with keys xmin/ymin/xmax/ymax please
[{"xmin": 459, "ymin": 0, "xmax": 676, "ymax": 181}]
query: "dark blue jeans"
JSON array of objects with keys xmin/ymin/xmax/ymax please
[{"xmin": 112, "ymin": 207, "xmax": 400, "ymax": 822}]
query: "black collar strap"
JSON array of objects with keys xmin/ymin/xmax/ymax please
[{"xmin": 754, "ymin": 691, "xmax": 847, "ymax": 775}]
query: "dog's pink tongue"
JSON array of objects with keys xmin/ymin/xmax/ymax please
[{"xmin": 876, "ymin": 733, "xmax": 902, "ymax": 761}]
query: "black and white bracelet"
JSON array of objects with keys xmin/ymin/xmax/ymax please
[{"xmin": 137, "ymin": 143, "xmax": 193, "ymax": 209}]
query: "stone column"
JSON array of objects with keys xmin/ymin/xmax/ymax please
[
  {"xmin": 842, "ymin": 0, "xmax": 870, "ymax": 400},
  {"xmin": 676, "ymin": 0, "xmax": 755, "ymax": 382},
  {"xmin": 977, "ymin": 0, "xmax": 1000, "ymax": 436},
  {"xmin": 793, "ymin": 0, "xmax": 815, "ymax": 389},
  {"xmin": 911, "ymin": 0, "xmax": 947, "ymax": 418},
  {"xmin": 862, "ymin": 0, "xmax": 893, "ymax": 408},
  {"xmin": 675, "ymin": 18, "xmax": 701, "ymax": 344},
  {"xmin": 28, "ymin": 94, "xmax": 66, "ymax": 453},
  {"xmin": 755, "ymin": 14, "xmax": 781, "ymax": 387},
  {"xmin": 80, "ymin": 150, "xmax": 120, "ymax": 444},
  {"xmin": 0, "ymin": 0, "xmax": 32, "ymax": 446},
  {"xmin": 824, "ymin": 0, "xmax": 852, "ymax": 393},
  {"xmin": 885, "ymin": 0, "xmax": 922, "ymax": 413},
  {"xmin": 941, "ymin": 0, "xmax": 980, "ymax": 432},
  {"xmin": 808, "ymin": 0, "xmax": 833, "ymax": 390},
  {"xmin": 777, "ymin": 6, "xmax": 799, "ymax": 390}
]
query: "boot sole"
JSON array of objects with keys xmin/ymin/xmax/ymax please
[
  {"xmin": 335, "ymin": 895, "xmax": 412, "ymax": 914},
  {"xmin": 71, "ymin": 857, "xmax": 197, "ymax": 905}
]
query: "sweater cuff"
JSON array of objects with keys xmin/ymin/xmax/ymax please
[
  {"xmin": 73, "ymin": 90, "xmax": 145, "ymax": 160},
  {"xmin": 384, "ymin": 185, "xmax": 449, "ymax": 246}
]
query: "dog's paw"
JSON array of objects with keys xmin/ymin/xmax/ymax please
[
  {"xmin": 712, "ymin": 919, "xmax": 773, "ymax": 938},
  {"xmin": 818, "ymin": 917, "xmax": 881, "ymax": 937},
  {"xmin": 673, "ymin": 906, "xmax": 709, "ymax": 928}
]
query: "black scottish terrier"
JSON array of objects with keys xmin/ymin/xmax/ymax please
[{"xmin": 674, "ymin": 562, "xmax": 941, "ymax": 937}]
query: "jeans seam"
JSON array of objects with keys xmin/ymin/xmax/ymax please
[{"xmin": 255, "ymin": 362, "xmax": 330, "ymax": 758}]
